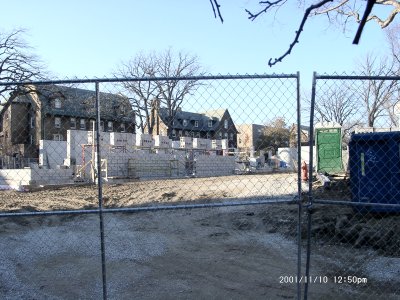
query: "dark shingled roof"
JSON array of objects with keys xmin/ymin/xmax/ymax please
[
  {"xmin": 158, "ymin": 107, "xmax": 220, "ymax": 131},
  {"xmin": 25, "ymin": 85, "xmax": 135, "ymax": 122}
]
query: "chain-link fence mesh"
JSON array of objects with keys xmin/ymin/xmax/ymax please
[
  {"xmin": 305, "ymin": 74, "xmax": 400, "ymax": 300},
  {"xmin": 0, "ymin": 73, "xmax": 398, "ymax": 299}
]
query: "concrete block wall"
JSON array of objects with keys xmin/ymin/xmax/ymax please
[
  {"xmin": 127, "ymin": 151, "xmax": 186, "ymax": 179},
  {"xmin": 180, "ymin": 137, "xmax": 193, "ymax": 149},
  {"xmin": 195, "ymin": 155, "xmax": 235, "ymax": 177},
  {"xmin": 0, "ymin": 168, "xmax": 73, "ymax": 188},
  {"xmin": 154, "ymin": 135, "xmax": 172, "ymax": 148},
  {"xmin": 193, "ymin": 138, "xmax": 211, "ymax": 150},
  {"xmin": 110, "ymin": 132, "xmax": 135, "ymax": 147},
  {"xmin": 39, "ymin": 140, "xmax": 67, "ymax": 168},
  {"xmin": 136, "ymin": 133, "xmax": 154, "ymax": 148},
  {"xmin": 212, "ymin": 140, "xmax": 222, "ymax": 150}
]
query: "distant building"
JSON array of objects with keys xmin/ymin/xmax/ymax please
[
  {"xmin": 150, "ymin": 104, "xmax": 238, "ymax": 148},
  {"xmin": 236, "ymin": 124, "xmax": 264, "ymax": 152},
  {"xmin": 289, "ymin": 124, "xmax": 310, "ymax": 147},
  {"xmin": 0, "ymin": 85, "xmax": 135, "ymax": 158}
]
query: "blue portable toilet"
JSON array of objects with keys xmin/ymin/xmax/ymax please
[{"xmin": 349, "ymin": 131, "xmax": 400, "ymax": 213}]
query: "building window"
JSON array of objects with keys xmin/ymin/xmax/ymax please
[
  {"xmin": 183, "ymin": 119, "xmax": 188, "ymax": 126},
  {"xmin": 30, "ymin": 135, "xmax": 33, "ymax": 145},
  {"xmin": 230, "ymin": 133, "xmax": 234, "ymax": 140},
  {"xmin": 30, "ymin": 116, "xmax": 34, "ymax": 128},
  {"xmin": 107, "ymin": 121, "xmax": 113, "ymax": 132},
  {"xmin": 172, "ymin": 129, "xmax": 176, "ymax": 138},
  {"xmin": 100, "ymin": 121, "xmax": 104, "ymax": 131},
  {"xmin": 54, "ymin": 98, "xmax": 62, "ymax": 109},
  {"xmin": 53, "ymin": 134, "xmax": 63, "ymax": 141},
  {"xmin": 224, "ymin": 132, "xmax": 228, "ymax": 139},
  {"xmin": 208, "ymin": 120, "xmax": 213, "ymax": 127},
  {"xmin": 191, "ymin": 131, "xmax": 195, "ymax": 137},
  {"xmin": 120, "ymin": 123, "xmax": 126, "ymax": 132},
  {"xmin": 218, "ymin": 132, "xmax": 222, "ymax": 139},
  {"xmin": 206, "ymin": 132, "xmax": 210, "ymax": 139},
  {"xmin": 224, "ymin": 120, "xmax": 228, "ymax": 129},
  {"xmin": 194, "ymin": 121, "xmax": 199, "ymax": 127},
  {"xmin": 80, "ymin": 119, "xmax": 86, "ymax": 130},
  {"xmin": 70, "ymin": 118, "xmax": 76, "ymax": 129},
  {"xmin": 179, "ymin": 130, "xmax": 182, "ymax": 137},
  {"xmin": 55, "ymin": 117, "xmax": 61, "ymax": 128}
]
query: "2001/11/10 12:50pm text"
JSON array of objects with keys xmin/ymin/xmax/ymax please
[{"xmin": 279, "ymin": 275, "xmax": 368, "ymax": 284}]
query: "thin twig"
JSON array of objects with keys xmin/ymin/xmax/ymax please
[{"xmin": 268, "ymin": 0, "xmax": 334, "ymax": 67}]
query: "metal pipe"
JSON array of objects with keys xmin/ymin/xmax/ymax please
[
  {"xmin": 296, "ymin": 71, "xmax": 302, "ymax": 300},
  {"xmin": 0, "ymin": 198, "xmax": 297, "ymax": 218},
  {"xmin": 95, "ymin": 82, "xmax": 108, "ymax": 300},
  {"xmin": 304, "ymin": 72, "xmax": 317, "ymax": 300}
]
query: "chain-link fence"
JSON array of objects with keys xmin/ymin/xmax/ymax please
[
  {"xmin": 304, "ymin": 73, "xmax": 400, "ymax": 300},
  {"xmin": 0, "ymin": 73, "xmax": 398, "ymax": 299}
]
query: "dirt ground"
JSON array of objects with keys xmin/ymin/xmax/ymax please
[{"xmin": 0, "ymin": 173, "xmax": 399, "ymax": 299}]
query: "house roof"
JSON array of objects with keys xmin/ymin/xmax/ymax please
[
  {"xmin": 20, "ymin": 85, "xmax": 135, "ymax": 122},
  {"xmin": 159, "ymin": 107, "xmax": 220, "ymax": 131}
]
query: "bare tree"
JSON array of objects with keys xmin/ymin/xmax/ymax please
[
  {"xmin": 155, "ymin": 49, "xmax": 204, "ymax": 137},
  {"xmin": 357, "ymin": 53, "xmax": 398, "ymax": 127},
  {"xmin": 0, "ymin": 29, "xmax": 45, "ymax": 102},
  {"xmin": 117, "ymin": 48, "xmax": 203, "ymax": 135},
  {"xmin": 308, "ymin": 85, "xmax": 362, "ymax": 143},
  {"xmin": 210, "ymin": 1, "xmax": 400, "ymax": 66},
  {"xmin": 115, "ymin": 52, "xmax": 159, "ymax": 134}
]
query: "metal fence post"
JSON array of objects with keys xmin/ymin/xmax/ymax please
[
  {"xmin": 95, "ymin": 82, "xmax": 108, "ymax": 300},
  {"xmin": 296, "ymin": 71, "xmax": 302, "ymax": 300},
  {"xmin": 303, "ymin": 72, "xmax": 317, "ymax": 300}
]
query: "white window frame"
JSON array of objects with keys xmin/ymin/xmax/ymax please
[
  {"xmin": 224, "ymin": 119, "xmax": 228, "ymax": 129},
  {"xmin": 55, "ymin": 117, "xmax": 61, "ymax": 128},
  {"xmin": 120, "ymin": 123, "xmax": 126, "ymax": 132},
  {"xmin": 230, "ymin": 133, "xmax": 234, "ymax": 140},
  {"xmin": 224, "ymin": 132, "xmax": 228, "ymax": 139},
  {"xmin": 30, "ymin": 116, "xmax": 34, "ymax": 128},
  {"xmin": 107, "ymin": 121, "xmax": 113, "ymax": 132},
  {"xmin": 194, "ymin": 120, "xmax": 199, "ymax": 127},
  {"xmin": 70, "ymin": 118, "xmax": 76, "ymax": 129},
  {"xmin": 208, "ymin": 120, "xmax": 213, "ymax": 127},
  {"xmin": 54, "ymin": 98, "xmax": 62, "ymax": 109},
  {"xmin": 183, "ymin": 119, "xmax": 188, "ymax": 127},
  {"xmin": 80, "ymin": 119, "xmax": 86, "ymax": 130},
  {"xmin": 218, "ymin": 132, "xmax": 222, "ymax": 139},
  {"xmin": 172, "ymin": 129, "xmax": 176, "ymax": 138}
]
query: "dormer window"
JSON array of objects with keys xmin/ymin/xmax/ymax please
[
  {"xmin": 183, "ymin": 119, "xmax": 188, "ymax": 126},
  {"xmin": 208, "ymin": 120, "xmax": 213, "ymax": 127},
  {"xmin": 194, "ymin": 121, "xmax": 199, "ymax": 127},
  {"xmin": 54, "ymin": 98, "xmax": 62, "ymax": 109},
  {"xmin": 224, "ymin": 120, "xmax": 228, "ymax": 129}
]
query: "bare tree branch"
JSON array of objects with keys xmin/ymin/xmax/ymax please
[
  {"xmin": 209, "ymin": 0, "xmax": 223, "ymax": 23},
  {"xmin": 268, "ymin": 0, "xmax": 334, "ymax": 67}
]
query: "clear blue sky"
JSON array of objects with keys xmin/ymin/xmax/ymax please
[{"xmin": 1, "ymin": 0, "xmax": 391, "ymax": 86}]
